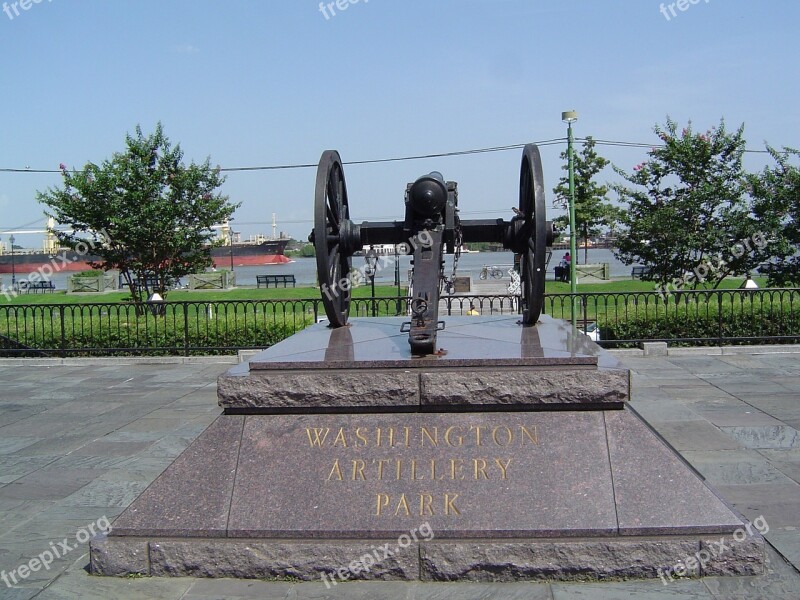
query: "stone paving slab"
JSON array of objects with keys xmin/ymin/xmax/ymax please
[
  {"xmin": 646, "ymin": 420, "xmax": 746, "ymax": 452},
  {"xmin": 681, "ymin": 450, "xmax": 796, "ymax": 486}
]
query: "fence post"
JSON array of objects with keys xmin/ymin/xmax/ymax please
[
  {"xmin": 183, "ymin": 302, "xmax": 190, "ymax": 357},
  {"xmin": 59, "ymin": 305, "xmax": 66, "ymax": 358},
  {"xmin": 717, "ymin": 292, "xmax": 724, "ymax": 346}
]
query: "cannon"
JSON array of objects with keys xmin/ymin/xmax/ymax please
[{"xmin": 309, "ymin": 144, "xmax": 555, "ymax": 356}]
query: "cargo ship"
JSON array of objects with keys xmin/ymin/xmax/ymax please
[{"xmin": 0, "ymin": 218, "xmax": 291, "ymax": 274}]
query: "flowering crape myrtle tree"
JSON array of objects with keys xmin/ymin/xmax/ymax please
[
  {"xmin": 748, "ymin": 147, "xmax": 800, "ymax": 286},
  {"xmin": 612, "ymin": 118, "xmax": 772, "ymax": 296},
  {"xmin": 38, "ymin": 123, "xmax": 239, "ymax": 308}
]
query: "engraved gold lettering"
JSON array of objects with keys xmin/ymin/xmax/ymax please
[
  {"xmin": 377, "ymin": 458, "xmax": 390, "ymax": 480},
  {"xmin": 421, "ymin": 427, "xmax": 438, "ymax": 447},
  {"xmin": 327, "ymin": 459, "xmax": 343, "ymax": 481},
  {"xmin": 376, "ymin": 428, "xmax": 383, "ymax": 447},
  {"xmin": 355, "ymin": 427, "xmax": 369, "ymax": 447},
  {"xmin": 430, "ymin": 458, "xmax": 442, "ymax": 480},
  {"xmin": 396, "ymin": 459, "xmax": 402, "ymax": 480},
  {"xmin": 445, "ymin": 493, "xmax": 460, "ymax": 515},
  {"xmin": 395, "ymin": 494, "xmax": 411, "ymax": 516},
  {"xmin": 351, "ymin": 459, "xmax": 366, "ymax": 480},
  {"xmin": 449, "ymin": 458, "xmax": 465, "ymax": 480},
  {"xmin": 492, "ymin": 426, "xmax": 513, "ymax": 446},
  {"xmin": 333, "ymin": 427, "xmax": 348, "ymax": 447},
  {"xmin": 444, "ymin": 426, "xmax": 463, "ymax": 447},
  {"xmin": 470, "ymin": 425, "xmax": 484, "ymax": 446},
  {"xmin": 305, "ymin": 427, "xmax": 330, "ymax": 447},
  {"xmin": 403, "ymin": 426, "xmax": 411, "ymax": 447},
  {"xmin": 411, "ymin": 459, "xmax": 423, "ymax": 480},
  {"xmin": 473, "ymin": 458, "xmax": 489, "ymax": 479},
  {"xmin": 495, "ymin": 458, "xmax": 511, "ymax": 479},
  {"xmin": 419, "ymin": 493, "xmax": 434, "ymax": 516},
  {"xmin": 376, "ymin": 493, "xmax": 389, "ymax": 516},
  {"xmin": 520, "ymin": 425, "xmax": 539, "ymax": 445}
]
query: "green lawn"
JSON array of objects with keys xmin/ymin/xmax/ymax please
[
  {"xmin": 544, "ymin": 276, "xmax": 768, "ymax": 294},
  {"xmin": 1, "ymin": 275, "xmax": 770, "ymax": 306},
  {"xmin": 0, "ymin": 284, "xmax": 406, "ymax": 305}
]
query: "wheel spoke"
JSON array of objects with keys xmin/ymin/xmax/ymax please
[{"xmin": 326, "ymin": 198, "xmax": 340, "ymax": 230}]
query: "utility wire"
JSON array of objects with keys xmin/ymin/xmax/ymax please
[
  {"xmin": 0, "ymin": 135, "xmax": 772, "ymax": 174},
  {"xmin": 0, "ymin": 139, "xmax": 565, "ymax": 174}
]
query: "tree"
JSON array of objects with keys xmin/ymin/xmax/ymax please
[
  {"xmin": 553, "ymin": 137, "xmax": 622, "ymax": 264},
  {"xmin": 612, "ymin": 118, "xmax": 772, "ymax": 295},
  {"xmin": 38, "ymin": 123, "xmax": 238, "ymax": 307},
  {"xmin": 749, "ymin": 146, "xmax": 800, "ymax": 286}
]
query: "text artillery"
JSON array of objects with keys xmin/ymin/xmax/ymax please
[{"xmin": 326, "ymin": 457, "xmax": 513, "ymax": 482}]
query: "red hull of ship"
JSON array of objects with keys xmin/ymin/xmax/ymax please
[
  {"xmin": 211, "ymin": 254, "xmax": 292, "ymax": 268},
  {"xmin": 0, "ymin": 254, "xmax": 291, "ymax": 274},
  {"xmin": 0, "ymin": 260, "xmax": 94, "ymax": 274}
]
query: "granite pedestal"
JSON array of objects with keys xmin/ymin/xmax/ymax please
[{"xmin": 91, "ymin": 316, "xmax": 765, "ymax": 581}]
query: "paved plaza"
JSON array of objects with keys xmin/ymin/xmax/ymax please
[{"xmin": 0, "ymin": 349, "xmax": 799, "ymax": 599}]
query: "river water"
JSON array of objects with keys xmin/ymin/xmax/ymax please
[{"xmin": 11, "ymin": 248, "xmax": 629, "ymax": 291}]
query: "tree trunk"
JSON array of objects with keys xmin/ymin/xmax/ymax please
[{"xmin": 583, "ymin": 224, "xmax": 589, "ymax": 265}]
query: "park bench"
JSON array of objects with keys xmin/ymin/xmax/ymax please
[
  {"xmin": 554, "ymin": 264, "xmax": 570, "ymax": 282},
  {"xmin": 631, "ymin": 266, "xmax": 651, "ymax": 279},
  {"xmin": 119, "ymin": 275, "xmax": 162, "ymax": 292},
  {"xmin": 257, "ymin": 274, "xmax": 296, "ymax": 288},
  {"xmin": 20, "ymin": 281, "xmax": 55, "ymax": 293}
]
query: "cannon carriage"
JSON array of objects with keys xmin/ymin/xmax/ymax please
[{"xmin": 309, "ymin": 144, "xmax": 555, "ymax": 355}]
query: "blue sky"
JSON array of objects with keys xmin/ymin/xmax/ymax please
[{"xmin": 1, "ymin": 0, "xmax": 798, "ymax": 246}]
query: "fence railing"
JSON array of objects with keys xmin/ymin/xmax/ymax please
[{"xmin": 1, "ymin": 288, "xmax": 799, "ymax": 356}]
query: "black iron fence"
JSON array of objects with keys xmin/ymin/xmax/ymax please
[{"xmin": 1, "ymin": 288, "xmax": 799, "ymax": 356}]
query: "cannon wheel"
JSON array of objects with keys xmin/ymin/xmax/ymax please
[
  {"xmin": 314, "ymin": 150, "xmax": 352, "ymax": 327},
  {"xmin": 518, "ymin": 144, "xmax": 547, "ymax": 325}
]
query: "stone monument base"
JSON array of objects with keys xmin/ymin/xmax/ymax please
[{"xmin": 90, "ymin": 317, "xmax": 765, "ymax": 581}]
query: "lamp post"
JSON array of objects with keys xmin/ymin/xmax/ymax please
[
  {"xmin": 365, "ymin": 246, "xmax": 378, "ymax": 317},
  {"xmin": 562, "ymin": 110, "xmax": 579, "ymax": 330},
  {"xmin": 394, "ymin": 244, "xmax": 401, "ymax": 315},
  {"xmin": 229, "ymin": 231, "xmax": 236, "ymax": 272},
  {"xmin": 9, "ymin": 234, "xmax": 16, "ymax": 290}
]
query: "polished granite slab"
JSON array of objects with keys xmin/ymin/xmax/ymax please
[
  {"xmin": 94, "ymin": 408, "xmax": 761, "ymax": 579},
  {"xmin": 105, "ymin": 409, "xmax": 743, "ymax": 540},
  {"xmin": 218, "ymin": 316, "xmax": 630, "ymax": 410},
  {"xmin": 247, "ymin": 315, "xmax": 613, "ymax": 369}
]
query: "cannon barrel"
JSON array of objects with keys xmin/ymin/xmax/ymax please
[
  {"xmin": 358, "ymin": 218, "xmax": 508, "ymax": 250},
  {"xmin": 408, "ymin": 171, "xmax": 448, "ymax": 218}
]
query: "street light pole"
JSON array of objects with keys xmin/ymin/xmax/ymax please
[
  {"xmin": 229, "ymin": 232, "xmax": 235, "ymax": 272},
  {"xmin": 365, "ymin": 247, "xmax": 378, "ymax": 317},
  {"xmin": 394, "ymin": 244, "xmax": 401, "ymax": 315},
  {"xmin": 9, "ymin": 234, "xmax": 16, "ymax": 289},
  {"xmin": 562, "ymin": 110, "xmax": 579, "ymax": 330}
]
